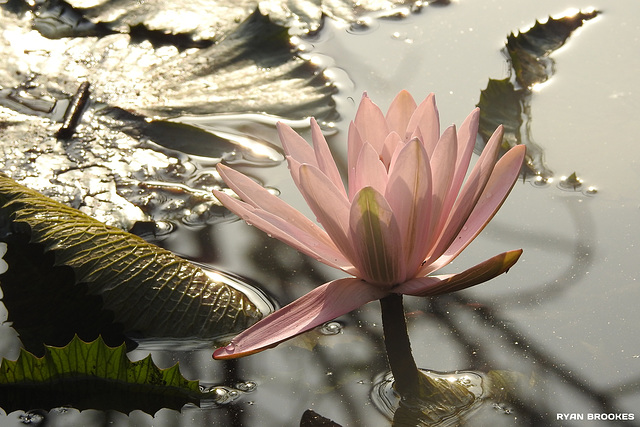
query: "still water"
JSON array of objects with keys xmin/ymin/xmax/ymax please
[{"xmin": 1, "ymin": 0, "xmax": 640, "ymax": 425}]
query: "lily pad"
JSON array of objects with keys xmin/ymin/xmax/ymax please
[
  {"xmin": 506, "ymin": 10, "xmax": 599, "ymax": 89},
  {"xmin": 0, "ymin": 175, "xmax": 264, "ymax": 345},
  {"xmin": 0, "ymin": 5, "xmax": 336, "ymax": 228},
  {"xmin": 0, "ymin": 335, "xmax": 208, "ymax": 413},
  {"xmin": 477, "ymin": 10, "xmax": 599, "ymax": 179}
]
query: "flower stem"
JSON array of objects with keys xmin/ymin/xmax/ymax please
[{"xmin": 379, "ymin": 293, "xmax": 422, "ymax": 396}]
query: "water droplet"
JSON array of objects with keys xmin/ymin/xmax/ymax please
[
  {"xmin": 584, "ymin": 186, "xmax": 598, "ymax": 195},
  {"xmin": 319, "ymin": 321, "xmax": 343, "ymax": 335},
  {"xmin": 236, "ymin": 381, "xmax": 257, "ymax": 392},
  {"xmin": 225, "ymin": 342, "xmax": 236, "ymax": 352}
]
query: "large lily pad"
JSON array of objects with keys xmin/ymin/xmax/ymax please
[
  {"xmin": 0, "ymin": 335, "xmax": 208, "ymax": 413},
  {"xmin": 0, "ymin": 4, "xmax": 335, "ymax": 228},
  {"xmin": 0, "ymin": 175, "xmax": 264, "ymax": 345}
]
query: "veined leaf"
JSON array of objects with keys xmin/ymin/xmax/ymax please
[
  {"xmin": 477, "ymin": 10, "xmax": 599, "ymax": 179},
  {"xmin": 0, "ymin": 175, "xmax": 263, "ymax": 341},
  {"xmin": 506, "ymin": 10, "xmax": 599, "ymax": 88},
  {"xmin": 0, "ymin": 335, "xmax": 207, "ymax": 413}
]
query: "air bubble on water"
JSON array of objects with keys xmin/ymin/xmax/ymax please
[
  {"xmin": 530, "ymin": 175, "xmax": 551, "ymax": 188},
  {"xmin": 319, "ymin": 321, "xmax": 343, "ymax": 335},
  {"xmin": 235, "ymin": 381, "xmax": 257, "ymax": 392}
]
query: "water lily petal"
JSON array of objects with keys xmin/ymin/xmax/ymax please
[
  {"xmin": 427, "ymin": 125, "xmax": 458, "ymax": 242},
  {"xmin": 379, "ymin": 131, "xmax": 403, "ymax": 168},
  {"xmin": 395, "ymin": 249, "xmax": 523, "ymax": 296},
  {"xmin": 213, "ymin": 278, "xmax": 386, "ymax": 359},
  {"xmin": 277, "ymin": 122, "xmax": 317, "ymax": 185},
  {"xmin": 347, "ymin": 122, "xmax": 365, "ymax": 200},
  {"xmin": 422, "ymin": 125, "xmax": 506, "ymax": 266},
  {"xmin": 385, "ymin": 138, "xmax": 432, "ymax": 274},
  {"xmin": 349, "ymin": 186, "xmax": 405, "ymax": 285},
  {"xmin": 353, "ymin": 142, "xmax": 388, "ymax": 196},
  {"xmin": 354, "ymin": 93, "xmax": 389, "ymax": 154},
  {"xmin": 298, "ymin": 164, "xmax": 356, "ymax": 262},
  {"xmin": 385, "ymin": 90, "xmax": 417, "ymax": 136},
  {"xmin": 213, "ymin": 190, "xmax": 354, "ymax": 273},
  {"xmin": 424, "ymin": 144, "xmax": 526, "ymax": 274},
  {"xmin": 406, "ymin": 93, "xmax": 439, "ymax": 154},
  {"xmin": 434, "ymin": 109, "xmax": 480, "ymax": 237},
  {"xmin": 310, "ymin": 118, "xmax": 347, "ymax": 197}
]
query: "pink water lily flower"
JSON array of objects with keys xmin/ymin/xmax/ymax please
[{"xmin": 213, "ymin": 91, "xmax": 525, "ymax": 359}]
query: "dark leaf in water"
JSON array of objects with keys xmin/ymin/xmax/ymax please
[
  {"xmin": 300, "ymin": 409, "xmax": 343, "ymax": 427},
  {"xmin": 0, "ymin": 232, "xmax": 130, "ymax": 356},
  {"xmin": 477, "ymin": 79, "xmax": 551, "ymax": 179},
  {"xmin": 506, "ymin": 10, "xmax": 599, "ymax": 89},
  {"xmin": 0, "ymin": 175, "xmax": 264, "ymax": 341},
  {"xmin": 0, "ymin": 335, "xmax": 209, "ymax": 413},
  {"xmin": 477, "ymin": 10, "xmax": 599, "ymax": 180}
]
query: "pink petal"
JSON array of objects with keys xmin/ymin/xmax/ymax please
[
  {"xmin": 298, "ymin": 164, "xmax": 356, "ymax": 263},
  {"xmin": 406, "ymin": 93, "xmax": 439, "ymax": 155},
  {"xmin": 422, "ymin": 125, "xmax": 506, "ymax": 266},
  {"xmin": 354, "ymin": 93, "xmax": 389, "ymax": 154},
  {"xmin": 424, "ymin": 144, "xmax": 526, "ymax": 274},
  {"xmin": 379, "ymin": 131, "xmax": 403, "ymax": 168},
  {"xmin": 213, "ymin": 190, "xmax": 354, "ymax": 273},
  {"xmin": 395, "ymin": 249, "xmax": 523, "ymax": 296},
  {"xmin": 433, "ymin": 108, "xmax": 480, "ymax": 239},
  {"xmin": 213, "ymin": 278, "xmax": 387, "ymax": 359},
  {"xmin": 385, "ymin": 138, "xmax": 432, "ymax": 275},
  {"xmin": 352, "ymin": 142, "xmax": 388, "ymax": 197},
  {"xmin": 426, "ymin": 125, "xmax": 458, "ymax": 242},
  {"xmin": 349, "ymin": 186, "xmax": 405, "ymax": 285},
  {"xmin": 385, "ymin": 90, "xmax": 417, "ymax": 136},
  {"xmin": 277, "ymin": 122, "xmax": 316, "ymax": 185},
  {"xmin": 347, "ymin": 122, "xmax": 365, "ymax": 200},
  {"xmin": 310, "ymin": 118, "xmax": 347, "ymax": 197}
]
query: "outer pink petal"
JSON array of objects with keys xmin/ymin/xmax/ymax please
[
  {"xmin": 406, "ymin": 93, "xmax": 439, "ymax": 155},
  {"xmin": 310, "ymin": 118, "xmax": 347, "ymax": 197},
  {"xmin": 277, "ymin": 122, "xmax": 317, "ymax": 185},
  {"xmin": 423, "ymin": 125, "xmax": 506, "ymax": 266},
  {"xmin": 349, "ymin": 186, "xmax": 405, "ymax": 285},
  {"xmin": 395, "ymin": 249, "xmax": 522, "ymax": 296},
  {"xmin": 385, "ymin": 90, "xmax": 417, "ymax": 136},
  {"xmin": 213, "ymin": 190, "xmax": 355, "ymax": 273},
  {"xmin": 426, "ymin": 125, "xmax": 458, "ymax": 242},
  {"xmin": 347, "ymin": 122, "xmax": 365, "ymax": 200},
  {"xmin": 424, "ymin": 144, "xmax": 526, "ymax": 274},
  {"xmin": 213, "ymin": 278, "xmax": 387, "ymax": 359},
  {"xmin": 385, "ymin": 138, "xmax": 432, "ymax": 275},
  {"xmin": 298, "ymin": 164, "xmax": 356, "ymax": 263},
  {"xmin": 433, "ymin": 108, "xmax": 480, "ymax": 239},
  {"xmin": 354, "ymin": 93, "xmax": 389, "ymax": 154}
]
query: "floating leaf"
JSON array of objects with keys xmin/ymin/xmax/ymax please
[
  {"xmin": 477, "ymin": 78, "xmax": 551, "ymax": 179},
  {"xmin": 0, "ymin": 335, "xmax": 207, "ymax": 413},
  {"xmin": 0, "ymin": 175, "xmax": 263, "ymax": 343},
  {"xmin": 0, "ymin": 6, "xmax": 335, "ymax": 228},
  {"xmin": 477, "ymin": 10, "xmax": 599, "ymax": 179},
  {"xmin": 506, "ymin": 10, "xmax": 599, "ymax": 88}
]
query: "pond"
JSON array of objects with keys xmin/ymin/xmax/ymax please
[{"xmin": 0, "ymin": 0, "xmax": 639, "ymax": 426}]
